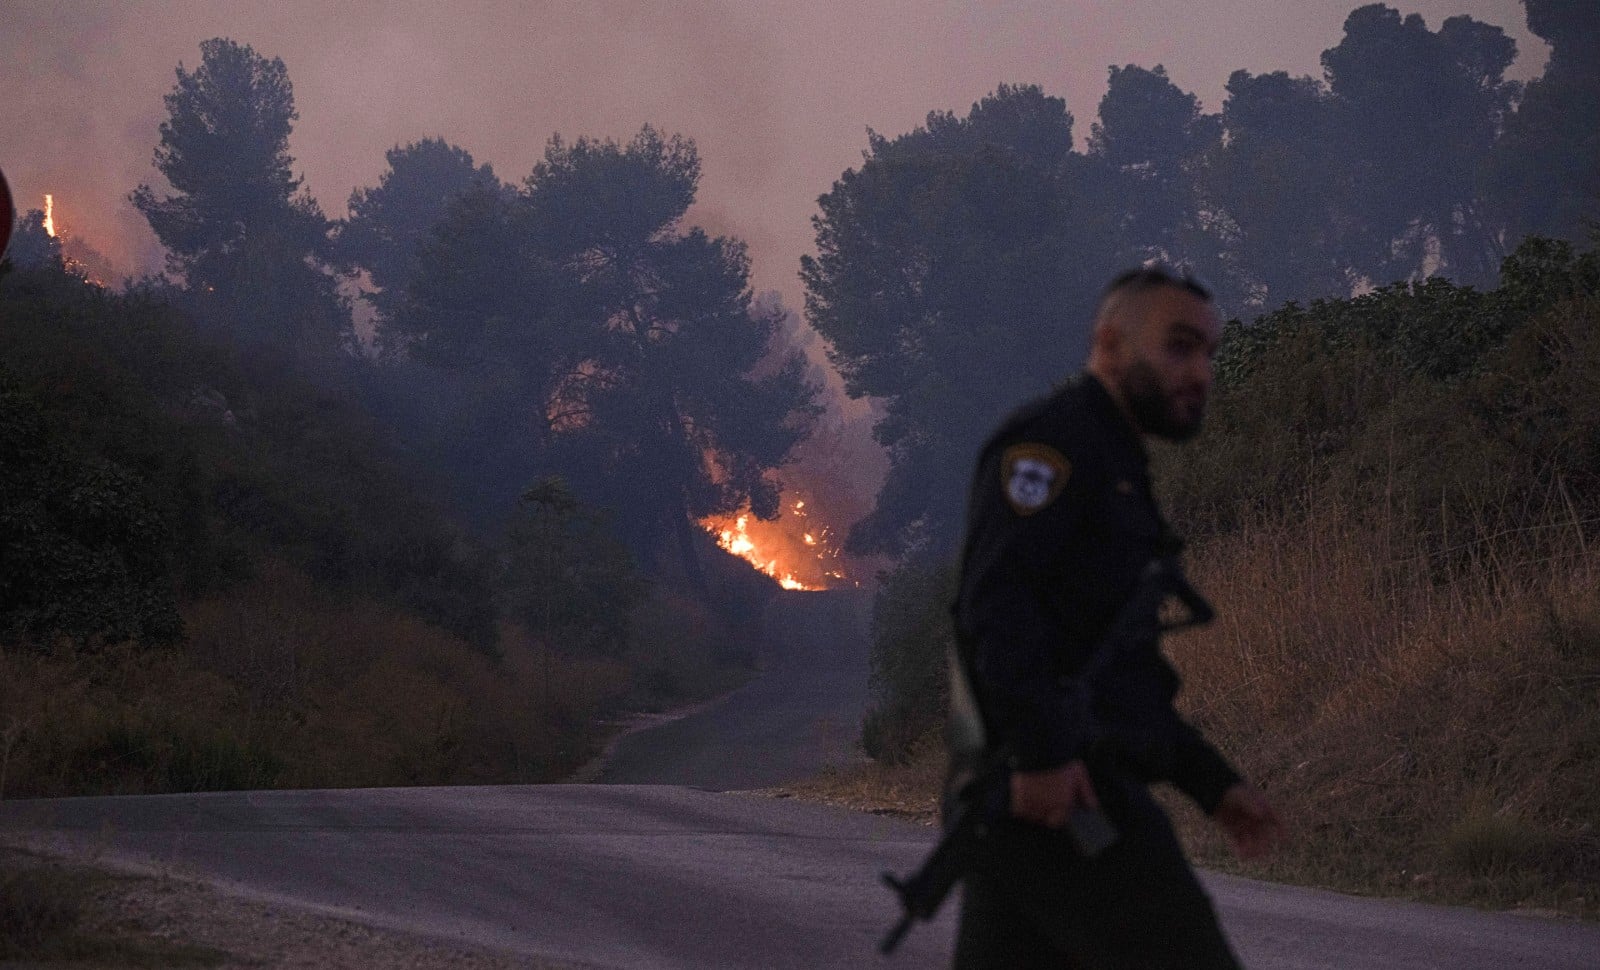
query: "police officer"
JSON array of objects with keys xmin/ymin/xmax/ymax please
[{"xmin": 949, "ymin": 267, "xmax": 1282, "ymax": 969}]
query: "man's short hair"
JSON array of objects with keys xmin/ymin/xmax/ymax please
[{"xmin": 1100, "ymin": 265, "xmax": 1213, "ymax": 307}]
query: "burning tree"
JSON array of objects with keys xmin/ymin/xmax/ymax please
[
  {"xmin": 7, "ymin": 206, "xmax": 62, "ymax": 271},
  {"xmin": 388, "ymin": 127, "xmax": 820, "ymax": 586}
]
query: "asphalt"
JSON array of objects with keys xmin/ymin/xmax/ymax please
[
  {"xmin": 2, "ymin": 784, "xmax": 954, "ymax": 969},
  {"xmin": 3, "ymin": 587, "xmax": 1598, "ymax": 968},
  {"xmin": 598, "ymin": 588, "xmax": 873, "ymax": 788}
]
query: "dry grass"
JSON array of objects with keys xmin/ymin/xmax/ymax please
[
  {"xmin": 760, "ymin": 736, "xmax": 943, "ymax": 824},
  {"xmin": 0, "ymin": 560, "xmax": 746, "ymax": 799},
  {"xmin": 1165, "ymin": 501, "xmax": 1600, "ymax": 917},
  {"xmin": 0, "ymin": 848, "xmax": 225, "ymax": 965},
  {"xmin": 795, "ymin": 502, "xmax": 1600, "ymax": 917}
]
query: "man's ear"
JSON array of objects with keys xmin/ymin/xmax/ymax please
[{"xmin": 1091, "ymin": 318, "xmax": 1124, "ymax": 370}]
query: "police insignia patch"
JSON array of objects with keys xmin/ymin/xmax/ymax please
[{"xmin": 1001, "ymin": 443, "xmax": 1070, "ymax": 516}]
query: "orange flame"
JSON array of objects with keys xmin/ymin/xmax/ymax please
[
  {"xmin": 714, "ymin": 514, "xmax": 811, "ymax": 590},
  {"xmin": 42, "ymin": 194, "xmax": 55, "ymax": 237},
  {"xmin": 704, "ymin": 497, "xmax": 853, "ymax": 591}
]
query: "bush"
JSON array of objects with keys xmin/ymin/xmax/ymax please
[
  {"xmin": 861, "ymin": 559, "xmax": 956, "ymax": 763},
  {"xmin": 853, "ymin": 239, "xmax": 1600, "ymax": 913},
  {"xmin": 0, "ymin": 861, "xmax": 87, "ymax": 957}
]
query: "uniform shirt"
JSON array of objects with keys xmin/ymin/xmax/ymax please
[{"xmin": 951, "ymin": 372, "xmax": 1241, "ymax": 814}]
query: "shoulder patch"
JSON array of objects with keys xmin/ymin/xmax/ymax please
[{"xmin": 1000, "ymin": 443, "xmax": 1070, "ymax": 516}]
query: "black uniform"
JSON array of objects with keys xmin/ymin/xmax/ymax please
[{"xmin": 948, "ymin": 372, "xmax": 1242, "ymax": 970}]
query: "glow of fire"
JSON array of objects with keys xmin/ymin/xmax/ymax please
[
  {"xmin": 716, "ymin": 515, "xmax": 812, "ymax": 590},
  {"xmin": 43, "ymin": 194, "xmax": 55, "ymax": 237},
  {"xmin": 704, "ymin": 495, "xmax": 858, "ymax": 592}
]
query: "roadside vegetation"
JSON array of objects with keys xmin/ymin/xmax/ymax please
[
  {"xmin": 2, "ymin": 35, "xmax": 806, "ymax": 799},
  {"xmin": 0, "ymin": 848, "xmax": 224, "ymax": 966},
  {"xmin": 0, "ymin": 261, "xmax": 769, "ymax": 798},
  {"xmin": 0, "ymin": 845, "xmax": 539, "ymax": 968},
  {"xmin": 841, "ymin": 238, "xmax": 1600, "ymax": 917},
  {"xmin": 807, "ymin": 2, "xmax": 1600, "ymax": 918}
]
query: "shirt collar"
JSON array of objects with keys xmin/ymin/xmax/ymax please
[{"xmin": 1080, "ymin": 371, "xmax": 1150, "ymax": 469}]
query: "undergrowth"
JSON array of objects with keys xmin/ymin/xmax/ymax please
[{"xmin": 0, "ymin": 560, "xmax": 751, "ymax": 798}]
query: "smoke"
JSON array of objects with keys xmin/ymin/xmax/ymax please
[
  {"xmin": 0, "ymin": 0, "xmax": 1544, "ymax": 543},
  {"xmin": 1, "ymin": 0, "xmax": 1544, "ymax": 295}
]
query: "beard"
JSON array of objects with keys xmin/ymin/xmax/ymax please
[{"xmin": 1122, "ymin": 360, "xmax": 1205, "ymax": 442}]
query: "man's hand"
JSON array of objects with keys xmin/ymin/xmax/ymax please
[
  {"xmin": 1010, "ymin": 760, "xmax": 1099, "ymax": 829},
  {"xmin": 1212, "ymin": 782, "xmax": 1283, "ymax": 859}
]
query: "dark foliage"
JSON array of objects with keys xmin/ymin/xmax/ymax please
[
  {"xmin": 860, "ymin": 239, "xmax": 1600, "ymax": 762},
  {"xmin": 812, "ymin": 5, "xmax": 1597, "ymax": 560},
  {"xmin": 1485, "ymin": 0, "xmax": 1600, "ymax": 246},
  {"xmin": 131, "ymin": 38, "xmax": 349, "ymax": 355},
  {"xmin": 388, "ymin": 127, "xmax": 821, "ymax": 577},
  {"xmin": 6, "ymin": 210, "xmax": 63, "ymax": 272},
  {"xmin": 0, "ymin": 364, "xmax": 182, "ymax": 647},
  {"xmin": 804, "ymin": 84, "xmax": 1119, "ymax": 557},
  {"xmin": 504, "ymin": 476, "xmax": 645, "ymax": 656},
  {"xmin": 0, "ymin": 262, "xmax": 496, "ymax": 650},
  {"xmin": 339, "ymin": 137, "xmax": 508, "ymax": 330}
]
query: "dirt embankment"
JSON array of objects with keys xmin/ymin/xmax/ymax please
[{"xmin": 0, "ymin": 845, "xmax": 568, "ymax": 969}]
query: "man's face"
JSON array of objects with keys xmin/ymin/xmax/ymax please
[{"xmin": 1115, "ymin": 286, "xmax": 1222, "ymax": 442}]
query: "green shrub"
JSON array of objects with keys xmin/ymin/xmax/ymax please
[{"xmin": 862, "ymin": 558, "xmax": 956, "ymax": 763}]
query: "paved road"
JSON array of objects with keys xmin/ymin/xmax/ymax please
[
  {"xmin": 2, "ymin": 784, "xmax": 953, "ymax": 969},
  {"xmin": 599, "ymin": 589, "xmax": 872, "ymax": 788},
  {"xmin": 5, "ymin": 785, "xmax": 1598, "ymax": 969},
  {"xmin": 4, "ymin": 588, "xmax": 1598, "ymax": 968}
]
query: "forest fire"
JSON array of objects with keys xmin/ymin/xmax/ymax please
[
  {"xmin": 32, "ymin": 193, "xmax": 114, "ymax": 287},
  {"xmin": 704, "ymin": 498, "xmax": 852, "ymax": 591}
]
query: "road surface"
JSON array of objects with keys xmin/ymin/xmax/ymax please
[
  {"xmin": 598, "ymin": 589, "xmax": 872, "ymax": 788},
  {"xmin": 3, "ymin": 589, "xmax": 1597, "ymax": 968}
]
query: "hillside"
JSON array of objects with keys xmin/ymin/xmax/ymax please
[{"xmin": 0, "ymin": 262, "xmax": 767, "ymax": 797}]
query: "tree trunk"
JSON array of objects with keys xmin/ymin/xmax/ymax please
[{"xmin": 672, "ymin": 499, "xmax": 710, "ymax": 599}]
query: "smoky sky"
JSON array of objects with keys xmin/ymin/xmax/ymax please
[{"xmin": 2, "ymin": 0, "xmax": 1545, "ymax": 305}]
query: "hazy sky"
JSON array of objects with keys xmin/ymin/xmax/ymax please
[{"xmin": 3, "ymin": 0, "xmax": 1544, "ymax": 307}]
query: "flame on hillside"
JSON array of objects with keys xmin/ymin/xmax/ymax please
[
  {"xmin": 704, "ymin": 498, "xmax": 854, "ymax": 591},
  {"xmin": 34, "ymin": 193, "xmax": 113, "ymax": 287}
]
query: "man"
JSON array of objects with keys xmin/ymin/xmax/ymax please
[{"xmin": 948, "ymin": 267, "xmax": 1282, "ymax": 968}]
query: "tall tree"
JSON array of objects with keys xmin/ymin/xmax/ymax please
[
  {"xmin": 1484, "ymin": 0, "xmax": 1600, "ymax": 246},
  {"xmin": 340, "ymin": 137, "xmax": 506, "ymax": 331},
  {"xmin": 1320, "ymin": 5, "xmax": 1518, "ymax": 286},
  {"xmin": 132, "ymin": 38, "xmax": 347, "ymax": 353},
  {"xmin": 392, "ymin": 128, "xmax": 819, "ymax": 579},
  {"xmin": 529, "ymin": 128, "xmax": 820, "ymax": 580},
  {"xmin": 1206, "ymin": 69, "xmax": 1363, "ymax": 310},
  {"xmin": 803, "ymin": 85, "xmax": 1119, "ymax": 557},
  {"xmin": 377, "ymin": 178, "xmax": 567, "ymax": 530},
  {"xmin": 1088, "ymin": 65, "xmax": 1227, "ymax": 298}
]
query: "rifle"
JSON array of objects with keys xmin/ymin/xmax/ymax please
[{"xmin": 879, "ymin": 553, "xmax": 1213, "ymax": 955}]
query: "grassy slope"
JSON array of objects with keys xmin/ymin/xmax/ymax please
[
  {"xmin": 783, "ymin": 509, "xmax": 1600, "ymax": 918},
  {"xmin": 804, "ymin": 247, "xmax": 1600, "ymax": 918},
  {"xmin": 0, "ymin": 265, "xmax": 764, "ymax": 799}
]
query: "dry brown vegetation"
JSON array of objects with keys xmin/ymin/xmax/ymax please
[
  {"xmin": 1164, "ymin": 500, "xmax": 1600, "ymax": 917},
  {"xmin": 782, "ymin": 503, "xmax": 1600, "ymax": 917},
  {"xmin": 821, "ymin": 244, "xmax": 1600, "ymax": 917},
  {"xmin": 763, "ymin": 736, "xmax": 942, "ymax": 824},
  {"xmin": 0, "ymin": 845, "xmax": 558, "ymax": 968},
  {"xmin": 0, "ymin": 560, "xmax": 750, "ymax": 799}
]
